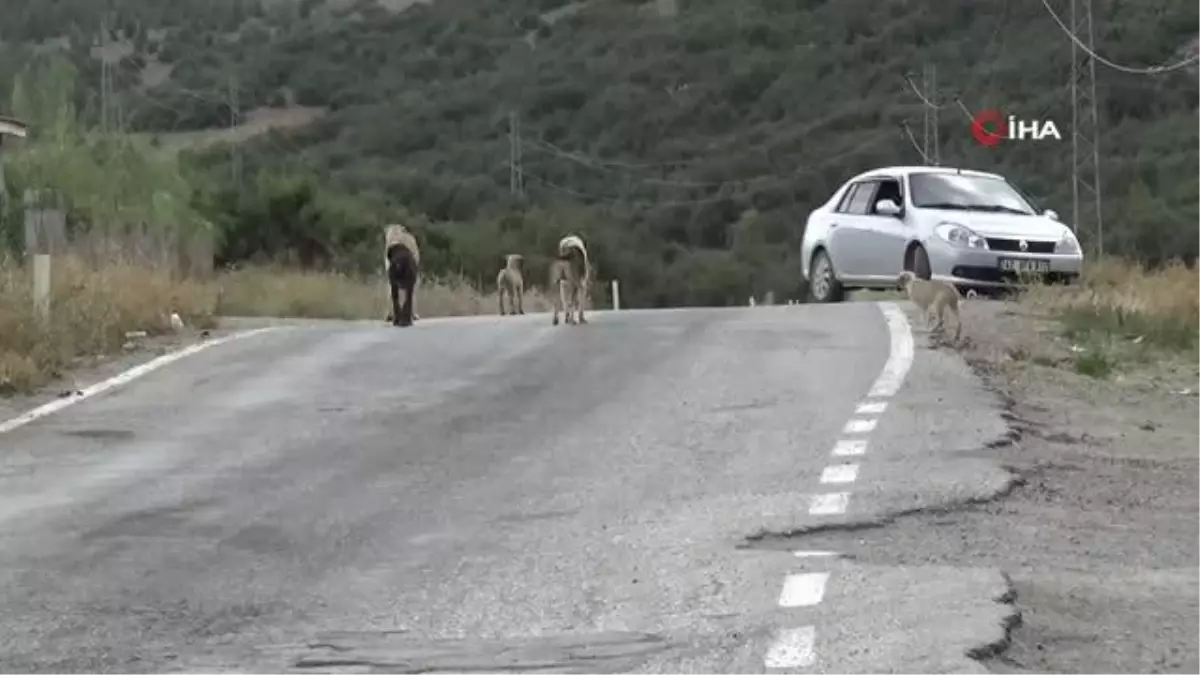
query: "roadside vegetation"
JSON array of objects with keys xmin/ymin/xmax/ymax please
[
  {"xmin": 216, "ymin": 265, "xmax": 554, "ymax": 320},
  {"xmin": 0, "ymin": 257, "xmax": 559, "ymax": 394},
  {"xmin": 0, "ymin": 56, "xmax": 560, "ymax": 394},
  {"xmin": 1, "ymin": 0, "xmax": 1195, "ymax": 308},
  {"xmin": 0, "ymin": 1, "xmax": 1195, "ymax": 394},
  {"xmin": 1016, "ymin": 258, "xmax": 1198, "ymax": 378}
]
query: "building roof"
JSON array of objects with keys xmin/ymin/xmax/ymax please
[{"xmin": 0, "ymin": 116, "xmax": 29, "ymax": 138}]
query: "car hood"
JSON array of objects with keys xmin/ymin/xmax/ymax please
[{"xmin": 929, "ymin": 211, "xmax": 1068, "ymax": 239}]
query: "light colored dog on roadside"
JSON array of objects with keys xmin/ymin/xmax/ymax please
[
  {"xmin": 549, "ymin": 234, "xmax": 590, "ymax": 326},
  {"xmin": 896, "ymin": 270, "xmax": 965, "ymax": 343},
  {"xmin": 496, "ymin": 254, "xmax": 525, "ymax": 316},
  {"xmin": 383, "ymin": 224, "xmax": 421, "ymax": 326}
]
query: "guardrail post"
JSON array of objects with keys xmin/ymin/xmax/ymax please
[{"xmin": 23, "ymin": 189, "xmax": 52, "ymax": 328}]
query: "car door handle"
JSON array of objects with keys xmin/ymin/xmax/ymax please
[{"xmin": 829, "ymin": 222, "xmax": 839, "ymax": 229}]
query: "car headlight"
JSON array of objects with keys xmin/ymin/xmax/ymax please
[
  {"xmin": 934, "ymin": 222, "xmax": 989, "ymax": 250},
  {"xmin": 1055, "ymin": 230, "xmax": 1081, "ymax": 254}
]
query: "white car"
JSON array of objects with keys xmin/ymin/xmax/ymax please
[{"xmin": 799, "ymin": 165, "xmax": 1084, "ymax": 302}]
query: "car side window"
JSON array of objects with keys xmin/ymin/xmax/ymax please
[
  {"xmin": 870, "ymin": 179, "xmax": 903, "ymax": 214},
  {"xmin": 834, "ymin": 184, "xmax": 860, "ymax": 213},
  {"xmin": 840, "ymin": 181, "xmax": 878, "ymax": 215}
]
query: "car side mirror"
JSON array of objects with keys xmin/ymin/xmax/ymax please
[
  {"xmin": 1043, "ymin": 209, "xmax": 1059, "ymax": 221},
  {"xmin": 875, "ymin": 199, "xmax": 902, "ymax": 217}
]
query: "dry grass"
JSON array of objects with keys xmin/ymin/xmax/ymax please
[
  {"xmin": 1011, "ymin": 258, "xmax": 1198, "ymax": 377},
  {"xmin": 0, "ymin": 258, "xmax": 560, "ymax": 395},
  {"xmin": 216, "ymin": 266, "xmax": 555, "ymax": 320},
  {"xmin": 0, "ymin": 255, "xmax": 219, "ymax": 394},
  {"xmin": 1022, "ymin": 258, "xmax": 1198, "ymax": 347}
]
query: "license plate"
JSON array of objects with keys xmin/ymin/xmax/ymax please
[{"xmin": 998, "ymin": 258, "xmax": 1050, "ymax": 274}]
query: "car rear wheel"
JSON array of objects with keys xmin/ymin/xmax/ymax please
[{"xmin": 809, "ymin": 249, "xmax": 845, "ymax": 303}]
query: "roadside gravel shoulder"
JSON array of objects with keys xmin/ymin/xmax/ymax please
[
  {"xmin": 958, "ymin": 299, "xmax": 1199, "ymax": 674},
  {"xmin": 0, "ymin": 324, "xmax": 244, "ymax": 424},
  {"xmin": 800, "ymin": 296, "xmax": 1197, "ymax": 673}
]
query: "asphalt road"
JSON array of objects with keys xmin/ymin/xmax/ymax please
[{"xmin": 0, "ymin": 305, "xmax": 1016, "ymax": 673}]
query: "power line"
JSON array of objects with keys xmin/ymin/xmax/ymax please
[
  {"xmin": 924, "ymin": 64, "xmax": 940, "ymax": 165},
  {"xmin": 902, "ymin": 66, "xmax": 941, "ymax": 165},
  {"xmin": 229, "ymin": 72, "xmax": 242, "ymax": 188},
  {"xmin": 99, "ymin": 17, "xmax": 110, "ymax": 134},
  {"xmin": 901, "ymin": 120, "xmax": 931, "ymax": 164},
  {"xmin": 1036, "ymin": 0, "xmax": 1200, "ymax": 74},
  {"xmin": 903, "ymin": 71, "xmax": 945, "ymax": 110},
  {"xmin": 508, "ymin": 110, "xmax": 524, "ymax": 197},
  {"xmin": 522, "ymin": 136, "xmax": 717, "ymax": 170},
  {"xmin": 1068, "ymin": 0, "xmax": 1104, "ymax": 255},
  {"xmin": 524, "ymin": 138, "xmax": 730, "ymax": 188},
  {"xmin": 955, "ymin": 0, "xmax": 1012, "ymax": 102},
  {"xmin": 523, "ymin": 128, "xmax": 905, "ymax": 209}
]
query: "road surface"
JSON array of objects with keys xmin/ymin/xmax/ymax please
[{"xmin": 0, "ymin": 304, "xmax": 1015, "ymax": 673}]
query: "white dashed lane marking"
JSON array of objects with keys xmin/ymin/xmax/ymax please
[
  {"xmin": 764, "ymin": 303, "xmax": 915, "ymax": 671},
  {"xmin": 764, "ymin": 626, "xmax": 817, "ymax": 668},
  {"xmin": 819, "ymin": 463, "xmax": 859, "ymax": 485},
  {"xmin": 808, "ymin": 492, "xmax": 849, "ymax": 516},
  {"xmin": 841, "ymin": 417, "xmax": 877, "ymax": 434},
  {"xmin": 778, "ymin": 573, "xmax": 830, "ymax": 608},
  {"xmin": 831, "ymin": 438, "xmax": 867, "ymax": 456}
]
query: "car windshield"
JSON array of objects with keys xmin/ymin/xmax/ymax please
[{"xmin": 909, "ymin": 172, "xmax": 1037, "ymax": 215}]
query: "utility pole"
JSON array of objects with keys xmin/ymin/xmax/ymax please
[
  {"xmin": 99, "ymin": 17, "xmax": 109, "ymax": 134},
  {"xmin": 229, "ymin": 73, "xmax": 242, "ymax": 188},
  {"xmin": 921, "ymin": 63, "xmax": 941, "ymax": 166},
  {"xmin": 508, "ymin": 110, "xmax": 523, "ymax": 198},
  {"xmin": 1069, "ymin": 0, "xmax": 1104, "ymax": 255}
]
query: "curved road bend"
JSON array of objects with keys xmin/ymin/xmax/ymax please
[{"xmin": 0, "ymin": 305, "xmax": 1010, "ymax": 673}]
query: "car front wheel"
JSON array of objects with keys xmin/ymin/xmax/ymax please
[
  {"xmin": 809, "ymin": 249, "xmax": 845, "ymax": 303},
  {"xmin": 908, "ymin": 244, "xmax": 932, "ymax": 280}
]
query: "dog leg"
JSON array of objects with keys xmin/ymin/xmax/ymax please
[
  {"xmin": 566, "ymin": 284, "xmax": 580, "ymax": 325},
  {"xmin": 398, "ymin": 283, "xmax": 414, "ymax": 327},
  {"xmin": 553, "ymin": 280, "xmax": 565, "ymax": 326},
  {"xmin": 411, "ymin": 276, "xmax": 420, "ymax": 322},
  {"xmin": 390, "ymin": 281, "xmax": 403, "ymax": 327},
  {"xmin": 516, "ymin": 284, "xmax": 525, "ymax": 315}
]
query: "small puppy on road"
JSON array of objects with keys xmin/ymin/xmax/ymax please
[
  {"xmin": 496, "ymin": 253, "xmax": 525, "ymax": 316},
  {"xmin": 896, "ymin": 271, "xmax": 964, "ymax": 343}
]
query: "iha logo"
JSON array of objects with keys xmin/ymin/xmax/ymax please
[{"xmin": 969, "ymin": 109, "xmax": 1063, "ymax": 147}]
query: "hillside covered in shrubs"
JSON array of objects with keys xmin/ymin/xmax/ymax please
[{"xmin": 1, "ymin": 0, "xmax": 1196, "ymax": 306}]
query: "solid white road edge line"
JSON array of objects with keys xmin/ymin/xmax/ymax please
[
  {"xmin": 867, "ymin": 302, "xmax": 914, "ymax": 399},
  {"xmin": 779, "ymin": 572, "xmax": 830, "ymax": 608},
  {"xmin": 0, "ymin": 327, "xmax": 278, "ymax": 435},
  {"xmin": 764, "ymin": 626, "xmax": 817, "ymax": 668}
]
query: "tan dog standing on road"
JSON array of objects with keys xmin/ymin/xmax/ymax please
[
  {"xmin": 549, "ymin": 234, "xmax": 590, "ymax": 326},
  {"xmin": 496, "ymin": 254, "xmax": 525, "ymax": 316},
  {"xmin": 897, "ymin": 270, "xmax": 964, "ymax": 343}
]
